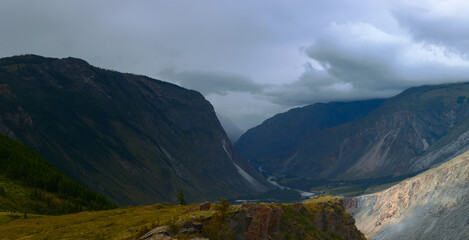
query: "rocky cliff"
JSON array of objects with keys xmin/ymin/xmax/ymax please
[
  {"xmin": 140, "ymin": 196, "xmax": 365, "ymax": 240},
  {"xmin": 344, "ymin": 150, "xmax": 469, "ymax": 240},
  {"xmin": 0, "ymin": 55, "xmax": 270, "ymax": 205}
]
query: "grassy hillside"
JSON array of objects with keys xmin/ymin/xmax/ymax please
[
  {"xmin": 0, "ymin": 196, "xmax": 365, "ymax": 240},
  {"xmin": 0, "ymin": 204, "xmax": 189, "ymax": 240},
  {"xmin": 0, "ymin": 132, "xmax": 117, "ymax": 214}
]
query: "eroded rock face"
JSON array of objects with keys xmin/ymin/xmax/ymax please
[
  {"xmin": 226, "ymin": 201, "xmax": 364, "ymax": 240},
  {"xmin": 242, "ymin": 203, "xmax": 285, "ymax": 240},
  {"xmin": 346, "ymin": 150, "xmax": 469, "ymax": 240},
  {"xmin": 140, "ymin": 200, "xmax": 364, "ymax": 240}
]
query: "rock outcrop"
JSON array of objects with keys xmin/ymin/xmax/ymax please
[
  {"xmin": 140, "ymin": 198, "xmax": 365, "ymax": 240},
  {"xmin": 345, "ymin": 150, "xmax": 469, "ymax": 240}
]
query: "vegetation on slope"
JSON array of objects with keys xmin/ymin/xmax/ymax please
[
  {"xmin": 281, "ymin": 196, "xmax": 366, "ymax": 240},
  {"xmin": 0, "ymin": 132, "xmax": 117, "ymax": 214}
]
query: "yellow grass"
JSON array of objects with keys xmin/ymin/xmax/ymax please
[
  {"xmin": 304, "ymin": 195, "xmax": 339, "ymax": 205},
  {"xmin": 0, "ymin": 203, "xmax": 215, "ymax": 240}
]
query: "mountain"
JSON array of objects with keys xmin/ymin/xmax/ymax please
[
  {"xmin": 1, "ymin": 196, "xmax": 365, "ymax": 240},
  {"xmin": 0, "ymin": 132, "xmax": 116, "ymax": 214},
  {"xmin": 236, "ymin": 83, "xmax": 469, "ymax": 189},
  {"xmin": 217, "ymin": 113, "xmax": 244, "ymax": 143},
  {"xmin": 345, "ymin": 150, "xmax": 469, "ymax": 240},
  {"xmin": 0, "ymin": 55, "xmax": 270, "ymax": 205},
  {"xmin": 236, "ymin": 99, "xmax": 385, "ymax": 169}
]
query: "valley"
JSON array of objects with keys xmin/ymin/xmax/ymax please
[
  {"xmin": 3, "ymin": 0, "xmax": 469, "ymax": 239},
  {"xmin": 0, "ymin": 54, "xmax": 468, "ymax": 239}
]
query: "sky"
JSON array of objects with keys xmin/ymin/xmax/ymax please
[{"xmin": 2, "ymin": 0, "xmax": 469, "ymax": 130}]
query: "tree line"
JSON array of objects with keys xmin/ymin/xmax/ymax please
[{"xmin": 0, "ymin": 132, "xmax": 117, "ymax": 213}]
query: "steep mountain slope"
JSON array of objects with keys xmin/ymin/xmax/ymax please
[
  {"xmin": 0, "ymin": 55, "xmax": 269, "ymax": 205},
  {"xmin": 236, "ymin": 99, "xmax": 385, "ymax": 168},
  {"xmin": 0, "ymin": 132, "xmax": 116, "ymax": 214},
  {"xmin": 237, "ymin": 83, "xmax": 469, "ymax": 186},
  {"xmin": 344, "ymin": 150, "xmax": 469, "ymax": 240}
]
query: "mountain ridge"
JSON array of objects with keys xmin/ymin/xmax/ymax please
[
  {"xmin": 0, "ymin": 54, "xmax": 270, "ymax": 205},
  {"xmin": 236, "ymin": 99, "xmax": 386, "ymax": 169},
  {"xmin": 236, "ymin": 82, "xmax": 469, "ymax": 191}
]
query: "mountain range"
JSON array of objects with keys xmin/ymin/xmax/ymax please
[
  {"xmin": 0, "ymin": 55, "xmax": 270, "ymax": 205},
  {"xmin": 236, "ymin": 82, "xmax": 469, "ymax": 191}
]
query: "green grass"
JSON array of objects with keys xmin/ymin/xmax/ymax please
[
  {"xmin": 0, "ymin": 203, "xmax": 212, "ymax": 240},
  {"xmin": 308, "ymin": 181, "xmax": 402, "ymax": 197},
  {"xmin": 0, "ymin": 197, "xmax": 366, "ymax": 240},
  {"xmin": 0, "ymin": 132, "xmax": 117, "ymax": 214},
  {"xmin": 278, "ymin": 196, "xmax": 365, "ymax": 240},
  {"xmin": 0, "ymin": 175, "xmax": 67, "ymax": 214}
]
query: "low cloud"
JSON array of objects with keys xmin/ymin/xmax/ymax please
[
  {"xmin": 264, "ymin": 19, "xmax": 469, "ymax": 108},
  {"xmin": 159, "ymin": 68, "xmax": 267, "ymax": 95}
]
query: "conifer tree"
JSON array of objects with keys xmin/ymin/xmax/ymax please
[{"xmin": 177, "ymin": 190, "xmax": 186, "ymax": 205}]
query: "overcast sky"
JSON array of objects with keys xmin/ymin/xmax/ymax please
[{"xmin": 2, "ymin": 0, "xmax": 469, "ymax": 130}]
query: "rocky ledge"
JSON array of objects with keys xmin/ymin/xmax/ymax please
[{"xmin": 138, "ymin": 197, "xmax": 365, "ymax": 240}]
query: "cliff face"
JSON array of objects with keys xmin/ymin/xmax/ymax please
[
  {"xmin": 0, "ymin": 55, "xmax": 270, "ymax": 205},
  {"xmin": 345, "ymin": 150, "xmax": 469, "ymax": 240},
  {"xmin": 225, "ymin": 199, "xmax": 365, "ymax": 240},
  {"xmin": 237, "ymin": 83, "xmax": 469, "ymax": 184}
]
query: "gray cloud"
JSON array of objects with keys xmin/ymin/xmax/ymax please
[
  {"xmin": 392, "ymin": 1, "xmax": 469, "ymax": 53},
  {"xmin": 159, "ymin": 68, "xmax": 266, "ymax": 95},
  {"xmin": 2, "ymin": 0, "xmax": 469, "ymax": 130},
  {"xmin": 264, "ymin": 19, "xmax": 469, "ymax": 107}
]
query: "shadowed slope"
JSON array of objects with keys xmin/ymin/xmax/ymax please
[{"xmin": 0, "ymin": 55, "xmax": 270, "ymax": 205}]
